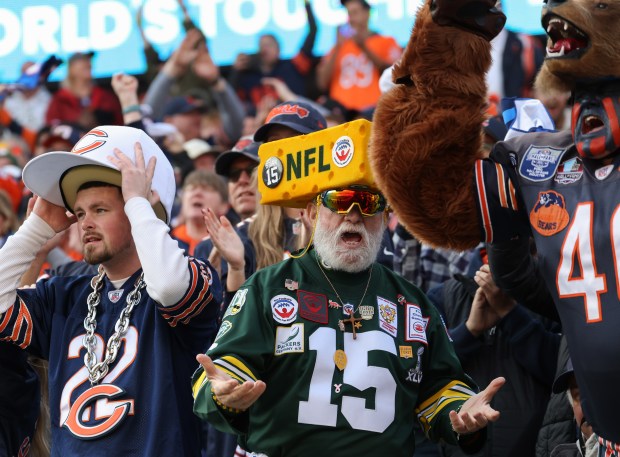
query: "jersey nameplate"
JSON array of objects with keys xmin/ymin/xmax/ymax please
[{"xmin": 519, "ymin": 145, "xmax": 565, "ymax": 182}]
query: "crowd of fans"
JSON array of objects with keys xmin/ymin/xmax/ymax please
[{"xmin": 0, "ymin": 0, "xmax": 583, "ymax": 456}]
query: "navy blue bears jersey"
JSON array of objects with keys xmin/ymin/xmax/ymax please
[
  {"xmin": 475, "ymin": 129, "xmax": 620, "ymax": 442},
  {"xmin": 0, "ymin": 258, "xmax": 220, "ymax": 457}
]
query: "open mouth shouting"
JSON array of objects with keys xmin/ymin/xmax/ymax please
[{"xmin": 543, "ymin": 15, "xmax": 589, "ymax": 59}]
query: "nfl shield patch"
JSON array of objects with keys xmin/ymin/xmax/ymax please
[{"xmin": 108, "ymin": 290, "xmax": 124, "ymax": 303}]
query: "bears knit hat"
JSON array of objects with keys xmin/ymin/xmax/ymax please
[
  {"xmin": 22, "ymin": 125, "xmax": 175, "ymax": 223},
  {"xmin": 253, "ymin": 101, "xmax": 327, "ymax": 142}
]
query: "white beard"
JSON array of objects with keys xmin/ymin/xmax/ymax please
[{"xmin": 313, "ymin": 215, "xmax": 384, "ymax": 273}]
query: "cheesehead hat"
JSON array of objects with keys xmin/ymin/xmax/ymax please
[{"xmin": 258, "ymin": 119, "xmax": 378, "ymax": 207}]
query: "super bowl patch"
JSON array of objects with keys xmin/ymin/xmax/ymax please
[
  {"xmin": 405, "ymin": 304, "xmax": 428, "ymax": 344},
  {"xmin": 274, "ymin": 323, "xmax": 304, "ymax": 356},
  {"xmin": 297, "ymin": 290, "xmax": 328, "ymax": 324},
  {"xmin": 554, "ymin": 157, "xmax": 583, "ymax": 184},
  {"xmin": 519, "ymin": 145, "xmax": 565, "ymax": 182},
  {"xmin": 377, "ymin": 296, "xmax": 398, "ymax": 337},
  {"xmin": 530, "ymin": 190, "xmax": 570, "ymax": 237},
  {"xmin": 271, "ymin": 294, "xmax": 298, "ymax": 324},
  {"xmin": 224, "ymin": 288, "xmax": 248, "ymax": 318},
  {"xmin": 332, "ymin": 135, "xmax": 354, "ymax": 168}
]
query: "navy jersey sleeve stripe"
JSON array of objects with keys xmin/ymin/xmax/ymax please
[
  {"xmin": 474, "ymin": 158, "xmax": 529, "ymax": 243},
  {"xmin": 475, "ymin": 160, "xmax": 494, "ymax": 243},
  {"xmin": 159, "ymin": 259, "xmax": 216, "ymax": 327},
  {"xmin": 0, "ymin": 299, "xmax": 33, "ymax": 349}
]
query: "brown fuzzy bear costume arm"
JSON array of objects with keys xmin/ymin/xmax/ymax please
[{"xmin": 370, "ymin": 0, "xmax": 494, "ymax": 251}]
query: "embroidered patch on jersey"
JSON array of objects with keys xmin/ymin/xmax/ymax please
[
  {"xmin": 108, "ymin": 289, "xmax": 123, "ymax": 303},
  {"xmin": 595, "ymin": 164, "xmax": 614, "ymax": 181},
  {"xmin": 359, "ymin": 305, "xmax": 374, "ymax": 320},
  {"xmin": 406, "ymin": 347, "xmax": 425, "ymax": 384},
  {"xmin": 554, "ymin": 158, "xmax": 583, "ymax": 184},
  {"xmin": 519, "ymin": 145, "xmax": 565, "ymax": 182},
  {"xmin": 396, "ymin": 294, "xmax": 406, "ymax": 305},
  {"xmin": 399, "ymin": 346, "xmax": 413, "ymax": 358},
  {"xmin": 214, "ymin": 320, "xmax": 233, "ymax": 342},
  {"xmin": 223, "ymin": 288, "xmax": 248, "ymax": 318},
  {"xmin": 285, "ymin": 279, "xmax": 299, "ymax": 291},
  {"xmin": 377, "ymin": 296, "xmax": 398, "ymax": 337},
  {"xmin": 343, "ymin": 303, "xmax": 354, "ymax": 316},
  {"xmin": 530, "ymin": 190, "xmax": 570, "ymax": 237},
  {"xmin": 274, "ymin": 323, "xmax": 304, "ymax": 356},
  {"xmin": 297, "ymin": 290, "xmax": 328, "ymax": 323},
  {"xmin": 270, "ymin": 294, "xmax": 298, "ymax": 324},
  {"xmin": 405, "ymin": 304, "xmax": 428, "ymax": 345},
  {"xmin": 328, "ymin": 300, "xmax": 341, "ymax": 309}
]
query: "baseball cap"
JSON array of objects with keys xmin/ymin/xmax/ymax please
[
  {"xmin": 214, "ymin": 136, "xmax": 261, "ymax": 177},
  {"xmin": 163, "ymin": 96, "xmax": 206, "ymax": 118},
  {"xmin": 41, "ymin": 124, "xmax": 85, "ymax": 149},
  {"xmin": 552, "ymin": 358, "xmax": 575, "ymax": 394},
  {"xmin": 22, "ymin": 125, "xmax": 175, "ymax": 223},
  {"xmin": 184, "ymin": 138, "xmax": 223, "ymax": 160},
  {"xmin": 0, "ymin": 167, "xmax": 23, "ymax": 213},
  {"xmin": 253, "ymin": 101, "xmax": 327, "ymax": 142}
]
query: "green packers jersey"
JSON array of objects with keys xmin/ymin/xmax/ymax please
[{"xmin": 193, "ymin": 249, "xmax": 475, "ymax": 457}]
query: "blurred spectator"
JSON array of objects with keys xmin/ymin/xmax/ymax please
[
  {"xmin": 550, "ymin": 358, "xmax": 598, "ymax": 457},
  {"xmin": 46, "ymin": 52, "xmax": 122, "ymax": 128},
  {"xmin": 214, "ymin": 136, "xmax": 260, "ymax": 225},
  {"xmin": 163, "ymin": 96, "xmax": 206, "ymax": 142},
  {"xmin": 487, "ymin": 3, "xmax": 544, "ymax": 99},
  {"xmin": 428, "ymin": 259, "xmax": 561, "ymax": 457},
  {"xmin": 229, "ymin": 0, "xmax": 318, "ymax": 112},
  {"xmin": 0, "ymin": 192, "xmax": 18, "ymax": 249},
  {"xmin": 392, "ymin": 222, "xmax": 475, "ymax": 293},
  {"xmin": 534, "ymin": 87, "xmax": 572, "ymax": 131},
  {"xmin": 33, "ymin": 124, "xmax": 84, "ymax": 156},
  {"xmin": 184, "ymin": 138, "xmax": 223, "ymax": 172},
  {"xmin": 4, "ymin": 61, "xmax": 51, "ymax": 132},
  {"xmin": 171, "ymin": 170, "xmax": 229, "ymax": 255},
  {"xmin": 316, "ymin": 0, "xmax": 401, "ymax": 112}
]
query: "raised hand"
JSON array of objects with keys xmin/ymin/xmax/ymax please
[
  {"xmin": 202, "ymin": 208, "xmax": 244, "ymax": 271},
  {"xmin": 32, "ymin": 195, "xmax": 76, "ymax": 233},
  {"xmin": 465, "ymin": 286, "xmax": 500, "ymax": 337},
  {"xmin": 449, "ymin": 376, "xmax": 504, "ymax": 435},
  {"xmin": 196, "ymin": 354, "xmax": 266, "ymax": 411},
  {"xmin": 111, "ymin": 73, "xmax": 139, "ymax": 107},
  {"xmin": 107, "ymin": 142, "xmax": 156, "ymax": 203},
  {"xmin": 474, "ymin": 264, "xmax": 516, "ymax": 318}
]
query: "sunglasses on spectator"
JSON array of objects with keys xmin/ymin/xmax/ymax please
[
  {"xmin": 318, "ymin": 188, "xmax": 388, "ymax": 217},
  {"xmin": 228, "ymin": 164, "xmax": 257, "ymax": 183}
]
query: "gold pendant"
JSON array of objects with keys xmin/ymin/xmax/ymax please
[{"xmin": 334, "ymin": 349, "xmax": 347, "ymax": 371}]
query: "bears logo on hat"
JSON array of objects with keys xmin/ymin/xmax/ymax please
[{"xmin": 22, "ymin": 125, "xmax": 175, "ymax": 223}]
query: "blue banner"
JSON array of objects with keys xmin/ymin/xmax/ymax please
[{"xmin": 0, "ymin": 0, "xmax": 545, "ymax": 83}]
